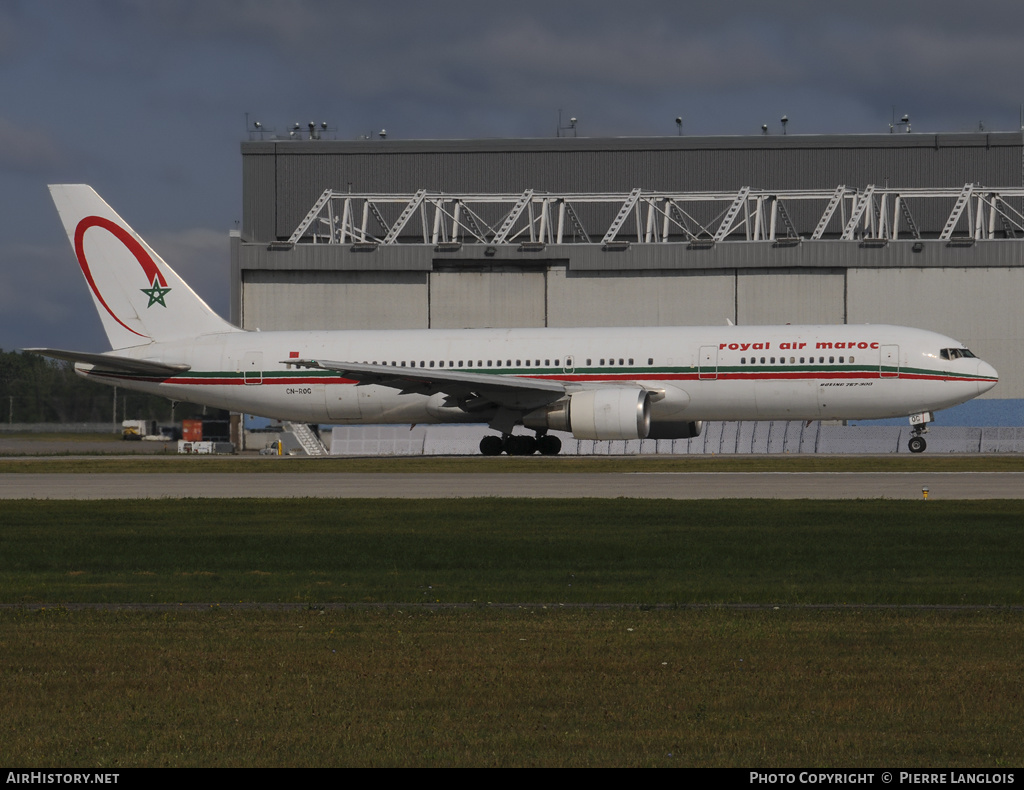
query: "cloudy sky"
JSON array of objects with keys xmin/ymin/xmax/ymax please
[{"xmin": 4, "ymin": 0, "xmax": 1024, "ymax": 352}]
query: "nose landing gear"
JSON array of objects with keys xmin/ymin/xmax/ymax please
[{"xmin": 907, "ymin": 411, "xmax": 933, "ymax": 454}]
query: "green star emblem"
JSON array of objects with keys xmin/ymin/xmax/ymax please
[{"xmin": 141, "ymin": 276, "xmax": 171, "ymax": 308}]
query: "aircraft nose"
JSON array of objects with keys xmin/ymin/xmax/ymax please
[{"xmin": 977, "ymin": 360, "xmax": 999, "ymax": 395}]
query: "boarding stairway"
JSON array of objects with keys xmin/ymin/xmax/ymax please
[{"xmin": 284, "ymin": 422, "xmax": 328, "ymax": 456}]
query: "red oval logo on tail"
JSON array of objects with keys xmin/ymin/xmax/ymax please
[{"xmin": 74, "ymin": 216, "xmax": 169, "ymax": 339}]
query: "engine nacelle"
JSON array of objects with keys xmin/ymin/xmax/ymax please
[
  {"xmin": 524, "ymin": 387, "xmax": 651, "ymax": 440},
  {"xmin": 647, "ymin": 419, "xmax": 703, "ymax": 440}
]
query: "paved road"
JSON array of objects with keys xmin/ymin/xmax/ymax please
[{"xmin": 1, "ymin": 471, "xmax": 1021, "ymax": 499}]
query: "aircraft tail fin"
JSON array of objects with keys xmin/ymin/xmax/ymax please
[{"xmin": 48, "ymin": 184, "xmax": 240, "ymax": 350}]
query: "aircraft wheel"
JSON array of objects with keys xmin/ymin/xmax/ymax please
[
  {"xmin": 479, "ymin": 435, "xmax": 504, "ymax": 456},
  {"xmin": 908, "ymin": 436, "xmax": 927, "ymax": 454},
  {"xmin": 506, "ymin": 435, "xmax": 537, "ymax": 456},
  {"xmin": 537, "ymin": 435, "xmax": 562, "ymax": 455}
]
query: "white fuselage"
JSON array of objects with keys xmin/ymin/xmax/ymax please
[{"xmin": 78, "ymin": 323, "xmax": 998, "ymax": 430}]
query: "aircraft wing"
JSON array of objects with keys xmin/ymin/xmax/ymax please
[
  {"xmin": 24, "ymin": 348, "xmax": 191, "ymax": 377},
  {"xmin": 288, "ymin": 358, "xmax": 567, "ymax": 412}
]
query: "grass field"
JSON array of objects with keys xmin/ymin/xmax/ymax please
[
  {"xmin": 2, "ymin": 498, "xmax": 1022, "ymax": 767},
  {"xmin": 3, "ymin": 499, "xmax": 1023, "ymax": 605},
  {"xmin": 4, "ymin": 606, "xmax": 1021, "ymax": 768}
]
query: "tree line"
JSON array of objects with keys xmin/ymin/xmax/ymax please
[{"xmin": 0, "ymin": 350, "xmax": 207, "ymax": 425}]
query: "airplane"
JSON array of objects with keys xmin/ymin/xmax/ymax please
[{"xmin": 26, "ymin": 184, "xmax": 999, "ymax": 455}]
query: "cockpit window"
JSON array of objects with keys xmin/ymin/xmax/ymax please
[{"xmin": 940, "ymin": 348, "xmax": 976, "ymax": 360}]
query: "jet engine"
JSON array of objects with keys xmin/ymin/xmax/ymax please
[{"xmin": 524, "ymin": 387, "xmax": 651, "ymax": 440}]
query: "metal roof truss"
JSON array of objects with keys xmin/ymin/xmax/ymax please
[{"xmin": 286, "ymin": 185, "xmax": 1024, "ymax": 246}]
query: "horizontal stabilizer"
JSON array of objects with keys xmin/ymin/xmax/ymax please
[{"xmin": 24, "ymin": 348, "xmax": 190, "ymax": 376}]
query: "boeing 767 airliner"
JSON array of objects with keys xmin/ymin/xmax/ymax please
[{"xmin": 26, "ymin": 185, "xmax": 998, "ymax": 454}]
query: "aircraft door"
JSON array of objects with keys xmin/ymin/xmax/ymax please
[
  {"xmin": 698, "ymin": 346, "xmax": 718, "ymax": 380},
  {"xmin": 242, "ymin": 351, "xmax": 263, "ymax": 385},
  {"xmin": 880, "ymin": 345, "xmax": 900, "ymax": 378}
]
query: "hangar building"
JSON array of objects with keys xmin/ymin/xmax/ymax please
[{"xmin": 233, "ymin": 131, "xmax": 1024, "ymax": 414}]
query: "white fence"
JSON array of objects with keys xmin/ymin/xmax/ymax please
[{"xmin": 329, "ymin": 423, "xmax": 1024, "ymax": 456}]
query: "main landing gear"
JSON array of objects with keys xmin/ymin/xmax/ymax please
[{"xmin": 479, "ymin": 431, "xmax": 562, "ymax": 456}]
